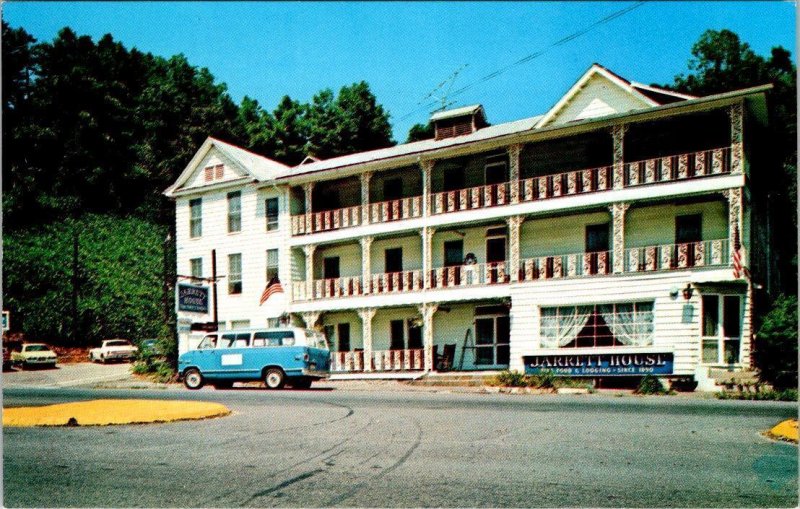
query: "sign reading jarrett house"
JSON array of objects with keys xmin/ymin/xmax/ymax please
[{"xmin": 165, "ymin": 63, "xmax": 772, "ymax": 390}]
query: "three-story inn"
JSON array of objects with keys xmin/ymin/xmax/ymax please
[{"xmin": 165, "ymin": 64, "xmax": 772, "ymax": 388}]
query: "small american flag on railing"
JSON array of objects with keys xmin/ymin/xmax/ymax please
[{"xmin": 260, "ymin": 277, "xmax": 284, "ymax": 305}]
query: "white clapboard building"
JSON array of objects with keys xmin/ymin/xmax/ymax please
[{"xmin": 165, "ymin": 64, "xmax": 772, "ymax": 386}]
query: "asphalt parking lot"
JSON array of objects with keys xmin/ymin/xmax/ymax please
[{"xmin": 2, "ymin": 361, "xmax": 133, "ymax": 389}]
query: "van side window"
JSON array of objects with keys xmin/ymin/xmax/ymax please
[
  {"xmin": 252, "ymin": 338, "xmax": 266, "ymax": 347},
  {"xmin": 253, "ymin": 331, "xmax": 295, "ymax": 347},
  {"xmin": 219, "ymin": 334, "xmax": 235, "ymax": 348},
  {"xmin": 233, "ymin": 333, "xmax": 251, "ymax": 348}
]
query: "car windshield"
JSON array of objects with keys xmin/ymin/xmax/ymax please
[
  {"xmin": 26, "ymin": 345, "xmax": 50, "ymax": 352},
  {"xmin": 106, "ymin": 340, "xmax": 131, "ymax": 347}
]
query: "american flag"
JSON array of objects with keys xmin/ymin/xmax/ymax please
[
  {"xmin": 259, "ymin": 277, "xmax": 284, "ymax": 305},
  {"xmin": 732, "ymin": 225, "xmax": 745, "ymax": 279}
]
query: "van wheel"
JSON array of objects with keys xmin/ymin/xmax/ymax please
[
  {"xmin": 183, "ymin": 368, "xmax": 204, "ymax": 390},
  {"xmin": 264, "ymin": 368, "xmax": 285, "ymax": 389}
]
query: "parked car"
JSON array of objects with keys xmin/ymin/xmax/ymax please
[
  {"xmin": 12, "ymin": 343, "xmax": 57, "ymax": 369},
  {"xmin": 178, "ymin": 326, "xmax": 330, "ymax": 390},
  {"xmin": 89, "ymin": 339, "xmax": 138, "ymax": 363}
]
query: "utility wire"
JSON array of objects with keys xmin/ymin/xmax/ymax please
[{"xmin": 399, "ymin": 1, "xmax": 646, "ymax": 122}]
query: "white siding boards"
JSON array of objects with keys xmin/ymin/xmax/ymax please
[{"xmin": 167, "ymin": 64, "xmax": 768, "ymax": 383}]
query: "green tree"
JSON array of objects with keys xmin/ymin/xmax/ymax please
[
  {"xmin": 268, "ymin": 95, "xmax": 309, "ymax": 165},
  {"xmin": 753, "ymin": 295, "xmax": 798, "ymax": 390},
  {"xmin": 333, "ymin": 81, "xmax": 395, "ymax": 155},
  {"xmin": 406, "ymin": 122, "xmax": 435, "ymax": 142}
]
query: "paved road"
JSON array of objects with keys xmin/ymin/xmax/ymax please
[
  {"xmin": 2, "ymin": 362, "xmax": 133, "ymax": 389},
  {"xmin": 3, "ymin": 387, "xmax": 797, "ymax": 507}
]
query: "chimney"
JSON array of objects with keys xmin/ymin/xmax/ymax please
[{"xmin": 430, "ymin": 105, "xmax": 487, "ymax": 140}]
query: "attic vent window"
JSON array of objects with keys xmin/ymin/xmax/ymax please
[
  {"xmin": 204, "ymin": 164, "xmax": 224, "ymax": 182},
  {"xmin": 430, "ymin": 105, "xmax": 488, "ymax": 141}
]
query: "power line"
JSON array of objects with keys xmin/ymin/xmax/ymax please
[{"xmin": 399, "ymin": 2, "xmax": 646, "ymax": 122}]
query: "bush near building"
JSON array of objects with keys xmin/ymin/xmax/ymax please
[{"xmin": 752, "ymin": 294, "xmax": 798, "ymax": 390}]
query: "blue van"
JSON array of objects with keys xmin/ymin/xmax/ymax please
[{"xmin": 178, "ymin": 327, "xmax": 330, "ymax": 390}]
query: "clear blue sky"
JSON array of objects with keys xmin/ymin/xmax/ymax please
[{"xmin": 4, "ymin": 2, "xmax": 796, "ymax": 141}]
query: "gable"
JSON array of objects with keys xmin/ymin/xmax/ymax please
[
  {"xmin": 544, "ymin": 73, "xmax": 654, "ymax": 127},
  {"xmin": 183, "ymin": 148, "xmax": 249, "ymax": 190}
]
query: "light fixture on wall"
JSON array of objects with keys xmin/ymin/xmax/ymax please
[
  {"xmin": 669, "ymin": 287, "xmax": 680, "ymax": 299},
  {"xmin": 682, "ymin": 283, "xmax": 694, "ymax": 300}
]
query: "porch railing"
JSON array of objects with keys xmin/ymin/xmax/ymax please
[
  {"xmin": 520, "ymin": 166, "xmax": 613, "ymax": 202},
  {"xmin": 330, "ymin": 349, "xmax": 424, "ymax": 372},
  {"xmin": 430, "ymin": 261, "xmax": 510, "ymax": 288},
  {"xmin": 368, "ymin": 270, "xmax": 424, "ymax": 294},
  {"xmin": 623, "ymin": 146, "xmax": 732, "ymax": 187},
  {"xmin": 431, "ymin": 182, "xmax": 511, "ymax": 215},
  {"xmin": 291, "ymin": 205, "xmax": 363, "ymax": 235},
  {"xmin": 312, "ymin": 276, "xmax": 363, "ymax": 299},
  {"xmin": 369, "ymin": 197, "xmax": 423, "ymax": 223},
  {"xmin": 623, "ymin": 239, "xmax": 729, "ymax": 273},
  {"xmin": 520, "ymin": 251, "xmax": 611, "ymax": 281}
]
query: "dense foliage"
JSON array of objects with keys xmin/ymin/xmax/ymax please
[
  {"xmin": 3, "ymin": 215, "xmax": 170, "ymax": 346},
  {"xmin": 752, "ymin": 295, "xmax": 798, "ymax": 390}
]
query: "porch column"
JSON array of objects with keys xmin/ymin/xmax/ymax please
[
  {"xmin": 507, "ymin": 215, "xmax": 524, "ymax": 282},
  {"xmin": 300, "ymin": 311, "xmax": 320, "ymax": 329},
  {"xmin": 508, "ymin": 144, "xmax": 522, "ymax": 204},
  {"xmin": 358, "ymin": 308, "xmax": 376, "ymax": 371},
  {"xmin": 610, "ymin": 202, "xmax": 629, "ymax": 273},
  {"xmin": 611, "ymin": 124, "xmax": 627, "ymax": 190},
  {"xmin": 304, "ymin": 244, "xmax": 316, "ymax": 298},
  {"xmin": 724, "ymin": 188, "xmax": 745, "ymax": 269},
  {"xmin": 360, "ymin": 236, "xmax": 373, "ymax": 294},
  {"xmin": 360, "ymin": 171, "xmax": 372, "ymax": 224},
  {"xmin": 419, "ymin": 303, "xmax": 438, "ymax": 371},
  {"xmin": 303, "ymin": 182, "xmax": 314, "ymax": 232},
  {"xmin": 728, "ymin": 101, "xmax": 744, "ymax": 174},
  {"xmin": 421, "ymin": 226, "xmax": 435, "ymax": 289},
  {"xmin": 421, "ymin": 160, "xmax": 434, "ymax": 217}
]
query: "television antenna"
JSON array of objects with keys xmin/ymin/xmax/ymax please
[{"xmin": 418, "ymin": 64, "xmax": 469, "ymax": 114}]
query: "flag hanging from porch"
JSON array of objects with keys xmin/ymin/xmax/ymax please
[{"xmin": 260, "ymin": 277, "xmax": 284, "ymax": 305}]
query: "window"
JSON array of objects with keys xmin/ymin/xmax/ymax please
[
  {"xmin": 324, "ymin": 257, "xmax": 340, "ymax": 279},
  {"xmin": 189, "ymin": 198, "xmax": 202, "ymax": 238},
  {"xmin": 266, "ymin": 249, "xmax": 279, "ymax": 282},
  {"xmin": 444, "ymin": 240, "xmax": 464, "ymax": 267},
  {"xmin": 228, "ymin": 254, "xmax": 242, "ymax": 294},
  {"xmin": 204, "ymin": 164, "xmax": 224, "ymax": 182},
  {"xmin": 266, "ymin": 198, "xmax": 279, "ymax": 231},
  {"xmin": 540, "ymin": 302, "xmax": 654, "ymax": 348},
  {"xmin": 230, "ymin": 319, "xmax": 250, "ymax": 330},
  {"xmin": 190, "ymin": 258, "xmax": 203, "ymax": 279},
  {"xmin": 443, "ymin": 167, "xmax": 465, "ymax": 192},
  {"xmin": 484, "ymin": 155, "xmax": 508, "ymax": 185},
  {"xmin": 253, "ymin": 330, "xmax": 295, "ymax": 347},
  {"xmin": 227, "ymin": 191, "xmax": 241, "ymax": 233},
  {"xmin": 702, "ymin": 295, "xmax": 742, "ymax": 364},
  {"xmin": 385, "ymin": 248, "xmax": 403, "ymax": 273},
  {"xmin": 221, "ymin": 332, "xmax": 250, "ymax": 348},
  {"xmin": 383, "ymin": 178, "xmax": 403, "ymax": 201}
]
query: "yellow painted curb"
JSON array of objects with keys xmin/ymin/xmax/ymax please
[
  {"xmin": 3, "ymin": 399, "xmax": 231, "ymax": 427},
  {"xmin": 767, "ymin": 419, "xmax": 798, "ymax": 443}
]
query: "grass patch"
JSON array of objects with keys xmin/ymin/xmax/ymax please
[
  {"xmin": 490, "ymin": 370, "xmax": 593, "ymax": 391},
  {"xmin": 716, "ymin": 387, "xmax": 797, "ymax": 401}
]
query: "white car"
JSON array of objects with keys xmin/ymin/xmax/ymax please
[
  {"xmin": 89, "ymin": 339, "xmax": 138, "ymax": 364},
  {"xmin": 12, "ymin": 343, "xmax": 58, "ymax": 369}
]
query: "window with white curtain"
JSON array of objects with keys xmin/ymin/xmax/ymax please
[{"xmin": 540, "ymin": 302, "xmax": 654, "ymax": 348}]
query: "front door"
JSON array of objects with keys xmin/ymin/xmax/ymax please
[
  {"xmin": 474, "ymin": 315, "xmax": 510, "ymax": 366},
  {"xmin": 323, "ymin": 257, "xmax": 340, "ymax": 279},
  {"xmin": 486, "ymin": 236, "xmax": 507, "ymax": 283},
  {"xmin": 337, "ymin": 323, "xmax": 350, "ymax": 352},
  {"xmin": 385, "ymin": 248, "xmax": 403, "ymax": 273},
  {"xmin": 443, "ymin": 240, "xmax": 463, "ymax": 286}
]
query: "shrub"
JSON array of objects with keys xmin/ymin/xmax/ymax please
[
  {"xmin": 716, "ymin": 388, "xmax": 797, "ymax": 401},
  {"xmin": 753, "ymin": 294, "xmax": 798, "ymax": 390},
  {"xmin": 532, "ymin": 370, "xmax": 556, "ymax": 389},
  {"xmin": 492, "ymin": 370, "xmax": 527, "ymax": 387},
  {"xmin": 635, "ymin": 375, "xmax": 670, "ymax": 395}
]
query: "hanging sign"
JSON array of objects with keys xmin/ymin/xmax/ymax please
[
  {"xmin": 177, "ymin": 284, "xmax": 209, "ymax": 313},
  {"xmin": 523, "ymin": 352, "xmax": 674, "ymax": 376}
]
